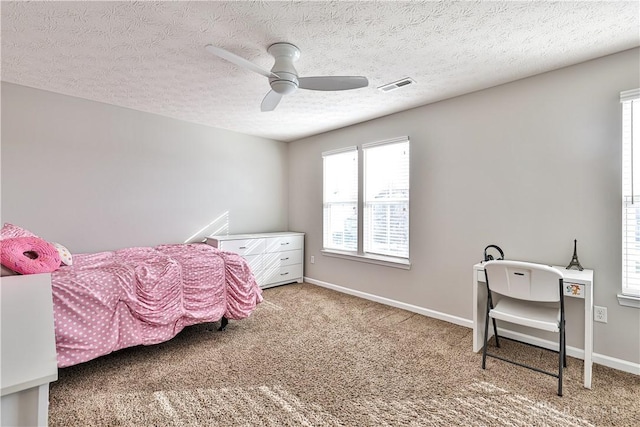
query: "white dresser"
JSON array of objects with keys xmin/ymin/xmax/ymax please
[{"xmin": 206, "ymin": 232, "xmax": 304, "ymax": 289}]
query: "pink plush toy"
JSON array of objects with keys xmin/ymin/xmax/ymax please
[{"xmin": 0, "ymin": 237, "xmax": 61, "ymax": 274}]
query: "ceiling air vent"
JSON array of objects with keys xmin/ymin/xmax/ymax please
[{"xmin": 377, "ymin": 77, "xmax": 416, "ymax": 92}]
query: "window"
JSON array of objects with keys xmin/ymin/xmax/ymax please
[
  {"xmin": 363, "ymin": 139, "xmax": 410, "ymax": 259},
  {"xmin": 621, "ymin": 89, "xmax": 640, "ymax": 300},
  {"xmin": 323, "ymin": 147, "xmax": 358, "ymax": 252},
  {"xmin": 323, "ymin": 137, "xmax": 410, "ymax": 267}
]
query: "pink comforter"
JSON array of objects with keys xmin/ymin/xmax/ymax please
[{"xmin": 51, "ymin": 243, "xmax": 262, "ymax": 368}]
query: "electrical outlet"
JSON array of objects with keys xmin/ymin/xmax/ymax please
[
  {"xmin": 594, "ymin": 306, "xmax": 607, "ymax": 323},
  {"xmin": 310, "ymin": 255, "xmax": 315, "ymax": 264}
]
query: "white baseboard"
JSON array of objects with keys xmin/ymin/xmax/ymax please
[
  {"xmin": 304, "ymin": 277, "xmax": 473, "ymax": 329},
  {"xmin": 592, "ymin": 353, "xmax": 640, "ymax": 375},
  {"xmin": 304, "ymin": 276, "xmax": 640, "ymax": 377}
]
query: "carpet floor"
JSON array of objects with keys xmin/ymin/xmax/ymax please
[{"xmin": 49, "ymin": 283, "xmax": 640, "ymax": 426}]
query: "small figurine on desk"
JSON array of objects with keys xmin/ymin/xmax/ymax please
[{"xmin": 566, "ymin": 239, "xmax": 584, "ymax": 271}]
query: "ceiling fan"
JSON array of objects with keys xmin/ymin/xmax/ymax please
[{"xmin": 205, "ymin": 42, "xmax": 369, "ymax": 112}]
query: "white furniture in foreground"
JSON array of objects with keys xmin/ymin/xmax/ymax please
[
  {"xmin": 473, "ymin": 262, "xmax": 594, "ymax": 389},
  {"xmin": 1, "ymin": 273, "xmax": 58, "ymax": 427},
  {"xmin": 206, "ymin": 232, "xmax": 304, "ymax": 288}
]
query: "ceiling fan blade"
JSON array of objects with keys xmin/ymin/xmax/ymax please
[
  {"xmin": 298, "ymin": 76, "xmax": 369, "ymax": 91},
  {"xmin": 261, "ymin": 90, "xmax": 283, "ymax": 112},
  {"xmin": 205, "ymin": 44, "xmax": 278, "ymax": 79}
]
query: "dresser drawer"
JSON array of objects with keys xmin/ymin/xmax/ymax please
[
  {"xmin": 219, "ymin": 238, "xmax": 265, "ymax": 256},
  {"xmin": 243, "ymin": 253, "xmax": 263, "ymax": 274},
  {"xmin": 263, "ymin": 264, "xmax": 304, "ymax": 286},
  {"xmin": 264, "ymin": 235, "xmax": 303, "ymax": 253},
  {"xmin": 263, "ymin": 249, "xmax": 302, "ymax": 270}
]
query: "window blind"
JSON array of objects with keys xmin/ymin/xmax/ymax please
[
  {"xmin": 621, "ymin": 89, "xmax": 640, "ymax": 297},
  {"xmin": 363, "ymin": 138, "xmax": 410, "ymax": 259},
  {"xmin": 323, "ymin": 147, "xmax": 358, "ymax": 252}
]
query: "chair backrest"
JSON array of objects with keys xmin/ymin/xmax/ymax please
[{"xmin": 484, "ymin": 260, "xmax": 563, "ymax": 302}]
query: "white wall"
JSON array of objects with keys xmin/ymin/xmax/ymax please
[
  {"xmin": 1, "ymin": 82, "xmax": 289, "ymax": 253},
  {"xmin": 288, "ymin": 48, "xmax": 640, "ymax": 366}
]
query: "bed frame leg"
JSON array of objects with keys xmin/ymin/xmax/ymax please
[{"xmin": 218, "ymin": 316, "xmax": 228, "ymax": 331}]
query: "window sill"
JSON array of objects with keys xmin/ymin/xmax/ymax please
[
  {"xmin": 321, "ymin": 249, "xmax": 411, "ymax": 270},
  {"xmin": 617, "ymin": 293, "xmax": 640, "ymax": 309}
]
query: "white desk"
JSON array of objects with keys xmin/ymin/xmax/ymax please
[
  {"xmin": 473, "ymin": 262, "xmax": 594, "ymax": 389},
  {"xmin": 1, "ymin": 273, "xmax": 58, "ymax": 426}
]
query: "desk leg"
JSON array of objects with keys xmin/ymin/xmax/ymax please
[
  {"xmin": 36, "ymin": 384, "xmax": 49, "ymax": 427},
  {"xmin": 584, "ymin": 285, "xmax": 593, "ymax": 389}
]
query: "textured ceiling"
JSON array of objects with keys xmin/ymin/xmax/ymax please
[{"xmin": 2, "ymin": 1, "xmax": 639, "ymax": 142}]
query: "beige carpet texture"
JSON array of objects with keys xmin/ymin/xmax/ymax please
[{"xmin": 49, "ymin": 283, "xmax": 640, "ymax": 426}]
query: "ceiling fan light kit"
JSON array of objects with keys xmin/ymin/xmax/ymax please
[{"xmin": 206, "ymin": 42, "xmax": 369, "ymax": 111}]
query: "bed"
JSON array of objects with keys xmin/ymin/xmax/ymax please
[{"xmin": 0, "ymin": 224, "xmax": 263, "ymax": 368}]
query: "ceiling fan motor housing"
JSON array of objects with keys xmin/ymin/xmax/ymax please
[
  {"xmin": 268, "ymin": 43, "xmax": 301, "ymax": 95},
  {"xmin": 269, "ymin": 72, "xmax": 298, "ymax": 94}
]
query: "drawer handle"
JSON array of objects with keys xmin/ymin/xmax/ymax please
[
  {"xmin": 280, "ymin": 272, "xmax": 289, "ymax": 276},
  {"xmin": 239, "ymin": 246, "xmax": 247, "ymax": 249},
  {"xmin": 281, "ymin": 257, "xmax": 289, "ymax": 261},
  {"xmin": 281, "ymin": 242, "xmax": 289, "ymax": 245}
]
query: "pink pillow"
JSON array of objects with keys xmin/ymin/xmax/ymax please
[
  {"xmin": 1, "ymin": 223, "xmax": 38, "ymax": 240},
  {"xmin": 0, "ymin": 237, "xmax": 61, "ymax": 274}
]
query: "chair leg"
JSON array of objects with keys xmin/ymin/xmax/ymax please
[
  {"xmin": 563, "ymin": 323, "xmax": 567, "ymax": 368},
  {"xmin": 492, "ymin": 318, "xmax": 500, "ymax": 348},
  {"xmin": 558, "ymin": 322, "xmax": 564, "ymax": 396},
  {"xmin": 487, "ymin": 292, "xmax": 500, "ymax": 348},
  {"xmin": 482, "ymin": 306, "xmax": 491, "ymax": 370}
]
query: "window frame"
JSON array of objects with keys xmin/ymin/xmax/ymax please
[
  {"xmin": 620, "ymin": 88, "xmax": 640, "ymax": 308},
  {"xmin": 321, "ymin": 137, "xmax": 411, "ymax": 269}
]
